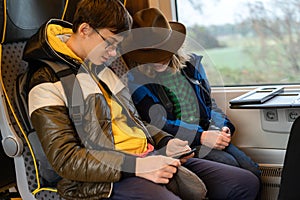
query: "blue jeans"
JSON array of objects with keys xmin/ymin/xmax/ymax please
[
  {"xmin": 105, "ymin": 157, "xmax": 260, "ymax": 200},
  {"xmin": 197, "ymin": 143, "xmax": 261, "ymax": 178}
]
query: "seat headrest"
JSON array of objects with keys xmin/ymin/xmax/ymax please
[{"xmin": 1, "ymin": 0, "xmax": 79, "ymax": 43}]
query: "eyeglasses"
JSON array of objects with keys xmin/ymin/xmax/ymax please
[{"xmin": 93, "ymin": 28, "xmax": 119, "ymax": 52}]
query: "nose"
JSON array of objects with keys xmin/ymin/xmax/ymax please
[{"xmin": 108, "ymin": 49, "xmax": 117, "ymax": 57}]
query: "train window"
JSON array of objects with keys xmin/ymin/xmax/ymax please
[{"xmin": 176, "ymin": 0, "xmax": 300, "ymax": 86}]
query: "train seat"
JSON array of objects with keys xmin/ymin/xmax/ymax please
[{"xmin": 0, "ymin": 0, "xmax": 79, "ymax": 199}]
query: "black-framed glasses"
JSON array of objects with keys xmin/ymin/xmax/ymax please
[{"xmin": 93, "ymin": 28, "xmax": 119, "ymax": 52}]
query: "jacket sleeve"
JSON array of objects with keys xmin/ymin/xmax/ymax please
[
  {"xmin": 191, "ymin": 53, "xmax": 235, "ymax": 134},
  {"xmin": 211, "ymin": 98, "xmax": 235, "ymax": 134},
  {"xmin": 133, "ymin": 93, "xmax": 202, "ymax": 147}
]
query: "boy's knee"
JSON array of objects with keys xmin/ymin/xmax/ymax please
[{"xmin": 229, "ymin": 170, "xmax": 260, "ymax": 200}]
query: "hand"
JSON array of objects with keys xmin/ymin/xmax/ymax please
[
  {"xmin": 201, "ymin": 130, "xmax": 231, "ymax": 150},
  {"xmin": 166, "ymin": 138, "xmax": 191, "ymax": 157},
  {"xmin": 221, "ymin": 126, "xmax": 231, "ymax": 134},
  {"xmin": 179, "ymin": 151, "xmax": 195, "ymax": 164},
  {"xmin": 136, "ymin": 155, "xmax": 180, "ymax": 184}
]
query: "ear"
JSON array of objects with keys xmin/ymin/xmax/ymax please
[{"xmin": 78, "ymin": 23, "xmax": 93, "ymax": 38}]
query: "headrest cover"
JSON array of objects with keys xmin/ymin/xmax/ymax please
[{"xmin": 1, "ymin": 0, "xmax": 79, "ymax": 43}]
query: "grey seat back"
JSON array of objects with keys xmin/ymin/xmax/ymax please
[{"xmin": 0, "ymin": 0, "xmax": 79, "ymax": 199}]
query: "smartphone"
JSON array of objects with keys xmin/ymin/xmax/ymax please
[{"xmin": 171, "ymin": 148, "xmax": 197, "ymax": 159}]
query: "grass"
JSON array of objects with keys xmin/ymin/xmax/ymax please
[
  {"xmin": 204, "ymin": 46, "xmax": 254, "ymax": 69},
  {"xmin": 190, "ymin": 36, "xmax": 300, "ymax": 85}
]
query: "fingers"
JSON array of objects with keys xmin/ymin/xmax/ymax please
[
  {"xmin": 156, "ymin": 156, "xmax": 181, "ymax": 167},
  {"xmin": 136, "ymin": 156, "xmax": 180, "ymax": 184},
  {"xmin": 221, "ymin": 127, "xmax": 231, "ymax": 140},
  {"xmin": 201, "ymin": 130, "xmax": 231, "ymax": 149},
  {"xmin": 179, "ymin": 152, "xmax": 195, "ymax": 164},
  {"xmin": 220, "ymin": 132, "xmax": 231, "ymax": 142},
  {"xmin": 156, "ymin": 161, "xmax": 179, "ymax": 184},
  {"xmin": 173, "ymin": 138, "xmax": 189, "ymax": 148},
  {"xmin": 221, "ymin": 126, "xmax": 230, "ymax": 133},
  {"xmin": 169, "ymin": 158, "xmax": 181, "ymax": 167},
  {"xmin": 214, "ymin": 133, "xmax": 230, "ymax": 149},
  {"xmin": 141, "ymin": 172, "xmax": 173, "ymax": 184},
  {"xmin": 166, "ymin": 138, "xmax": 191, "ymax": 157},
  {"xmin": 214, "ymin": 134, "xmax": 229, "ymax": 150},
  {"xmin": 205, "ymin": 131, "xmax": 230, "ymax": 149},
  {"xmin": 164, "ymin": 164, "xmax": 178, "ymax": 174},
  {"xmin": 214, "ymin": 143, "xmax": 228, "ymax": 150}
]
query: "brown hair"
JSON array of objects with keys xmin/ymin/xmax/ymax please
[{"xmin": 72, "ymin": 0, "xmax": 132, "ymax": 34}]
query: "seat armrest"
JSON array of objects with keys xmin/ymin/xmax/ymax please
[{"xmin": 0, "ymin": 87, "xmax": 23, "ymax": 157}]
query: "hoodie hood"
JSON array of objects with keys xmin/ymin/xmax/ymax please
[{"xmin": 23, "ymin": 19, "xmax": 82, "ymax": 68}]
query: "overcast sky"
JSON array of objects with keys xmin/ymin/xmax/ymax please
[{"xmin": 177, "ymin": 0, "xmax": 271, "ymax": 26}]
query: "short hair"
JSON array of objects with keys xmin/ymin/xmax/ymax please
[{"xmin": 72, "ymin": 0, "xmax": 132, "ymax": 34}]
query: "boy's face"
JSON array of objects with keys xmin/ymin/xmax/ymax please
[{"xmin": 88, "ymin": 28, "xmax": 123, "ymax": 65}]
